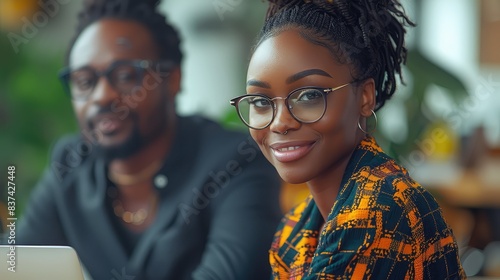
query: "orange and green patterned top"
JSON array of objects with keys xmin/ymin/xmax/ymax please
[{"xmin": 270, "ymin": 136, "xmax": 465, "ymax": 279}]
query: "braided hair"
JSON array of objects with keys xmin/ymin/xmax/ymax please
[
  {"xmin": 64, "ymin": 0, "xmax": 182, "ymax": 66},
  {"xmin": 258, "ymin": 0, "xmax": 415, "ymax": 110}
]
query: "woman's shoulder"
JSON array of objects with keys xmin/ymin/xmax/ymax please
[
  {"xmin": 339, "ymin": 151, "xmax": 442, "ymax": 222},
  {"xmin": 373, "ymin": 159, "xmax": 438, "ymax": 206},
  {"xmin": 349, "ymin": 157, "xmax": 450, "ymax": 235}
]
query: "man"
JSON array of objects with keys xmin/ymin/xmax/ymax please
[{"xmin": 16, "ymin": 0, "xmax": 282, "ymax": 279}]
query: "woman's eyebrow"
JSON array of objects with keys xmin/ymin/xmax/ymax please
[
  {"xmin": 286, "ymin": 69, "xmax": 332, "ymax": 84},
  {"xmin": 246, "ymin": 69, "xmax": 332, "ymax": 88},
  {"xmin": 246, "ymin": 79, "xmax": 271, "ymax": 88}
]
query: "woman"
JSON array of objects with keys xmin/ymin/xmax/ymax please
[{"xmin": 230, "ymin": 0, "xmax": 465, "ymax": 279}]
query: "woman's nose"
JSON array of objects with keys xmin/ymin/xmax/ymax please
[{"xmin": 269, "ymin": 99, "xmax": 300, "ymax": 134}]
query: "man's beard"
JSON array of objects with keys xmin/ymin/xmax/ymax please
[
  {"xmin": 93, "ymin": 112, "xmax": 168, "ymax": 160},
  {"xmin": 82, "ymin": 93, "xmax": 170, "ymax": 160},
  {"xmin": 81, "ymin": 110, "xmax": 143, "ymax": 160},
  {"xmin": 100, "ymin": 123, "xmax": 144, "ymax": 160}
]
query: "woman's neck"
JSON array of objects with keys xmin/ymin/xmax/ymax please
[
  {"xmin": 307, "ymin": 134, "xmax": 365, "ymax": 220},
  {"xmin": 307, "ymin": 157, "xmax": 349, "ymax": 221}
]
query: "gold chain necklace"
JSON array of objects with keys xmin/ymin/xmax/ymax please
[
  {"xmin": 106, "ymin": 159, "xmax": 161, "ymax": 226},
  {"xmin": 111, "ymin": 194, "xmax": 158, "ymax": 225}
]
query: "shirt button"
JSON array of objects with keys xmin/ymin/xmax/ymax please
[{"xmin": 154, "ymin": 175, "xmax": 168, "ymax": 189}]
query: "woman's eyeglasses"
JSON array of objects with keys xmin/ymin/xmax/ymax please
[
  {"xmin": 230, "ymin": 83, "xmax": 351, "ymax": 130},
  {"xmin": 58, "ymin": 60, "xmax": 174, "ymax": 100}
]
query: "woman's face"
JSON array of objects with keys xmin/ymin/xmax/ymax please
[{"xmin": 247, "ymin": 29, "xmax": 373, "ymax": 184}]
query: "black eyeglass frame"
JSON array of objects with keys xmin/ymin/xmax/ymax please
[
  {"xmin": 58, "ymin": 59, "xmax": 174, "ymax": 100},
  {"xmin": 230, "ymin": 83, "xmax": 352, "ymax": 130}
]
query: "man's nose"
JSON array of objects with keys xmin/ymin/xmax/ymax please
[{"xmin": 90, "ymin": 76, "xmax": 120, "ymax": 105}]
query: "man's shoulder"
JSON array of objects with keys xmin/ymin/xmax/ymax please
[
  {"xmin": 45, "ymin": 133, "xmax": 100, "ymax": 181},
  {"xmin": 47, "ymin": 134, "xmax": 96, "ymax": 161}
]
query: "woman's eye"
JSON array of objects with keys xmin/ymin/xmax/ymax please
[
  {"xmin": 297, "ymin": 89, "xmax": 322, "ymax": 101},
  {"xmin": 250, "ymin": 98, "xmax": 272, "ymax": 108}
]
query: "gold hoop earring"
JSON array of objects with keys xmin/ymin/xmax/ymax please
[{"xmin": 357, "ymin": 109, "xmax": 378, "ymax": 134}]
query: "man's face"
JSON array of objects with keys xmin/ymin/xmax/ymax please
[{"xmin": 68, "ymin": 19, "xmax": 180, "ymax": 159}]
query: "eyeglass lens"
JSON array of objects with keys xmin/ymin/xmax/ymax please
[
  {"xmin": 237, "ymin": 88, "xmax": 327, "ymax": 129},
  {"xmin": 68, "ymin": 63, "xmax": 143, "ymax": 99}
]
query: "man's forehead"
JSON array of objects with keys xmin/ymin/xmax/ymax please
[
  {"xmin": 70, "ymin": 19, "xmax": 157, "ymax": 68},
  {"xmin": 115, "ymin": 37, "xmax": 133, "ymax": 50}
]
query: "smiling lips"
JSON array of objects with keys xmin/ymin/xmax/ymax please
[
  {"xmin": 270, "ymin": 141, "xmax": 315, "ymax": 162},
  {"xmin": 93, "ymin": 115, "xmax": 124, "ymax": 135}
]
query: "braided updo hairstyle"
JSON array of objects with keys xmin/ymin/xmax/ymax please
[
  {"xmin": 65, "ymin": 0, "xmax": 182, "ymax": 66},
  {"xmin": 258, "ymin": 0, "xmax": 415, "ymax": 111}
]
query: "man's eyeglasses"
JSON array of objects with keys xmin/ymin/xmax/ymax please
[
  {"xmin": 230, "ymin": 83, "xmax": 352, "ymax": 130},
  {"xmin": 58, "ymin": 60, "xmax": 174, "ymax": 100}
]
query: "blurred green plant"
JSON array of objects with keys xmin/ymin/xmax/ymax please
[
  {"xmin": 374, "ymin": 48, "xmax": 469, "ymax": 160},
  {"xmin": 0, "ymin": 31, "xmax": 77, "ymax": 215}
]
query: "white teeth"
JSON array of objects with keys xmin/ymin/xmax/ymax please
[{"xmin": 278, "ymin": 146, "xmax": 301, "ymax": 152}]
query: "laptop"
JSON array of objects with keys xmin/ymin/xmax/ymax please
[{"xmin": 0, "ymin": 245, "xmax": 85, "ymax": 280}]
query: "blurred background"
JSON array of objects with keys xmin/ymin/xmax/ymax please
[{"xmin": 0, "ymin": 0, "xmax": 499, "ymax": 277}]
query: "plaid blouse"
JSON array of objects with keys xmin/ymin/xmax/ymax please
[{"xmin": 270, "ymin": 136, "xmax": 465, "ymax": 279}]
